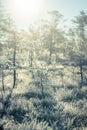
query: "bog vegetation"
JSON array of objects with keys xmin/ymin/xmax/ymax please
[{"xmin": 0, "ymin": 7, "xmax": 87, "ymax": 130}]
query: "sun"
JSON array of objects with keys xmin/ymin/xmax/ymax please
[
  {"xmin": 13, "ymin": 0, "xmax": 41, "ymax": 16},
  {"xmin": 9, "ymin": 0, "xmax": 46, "ymax": 29}
]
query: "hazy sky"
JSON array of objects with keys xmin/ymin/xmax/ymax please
[
  {"xmin": 2, "ymin": 0, "xmax": 87, "ymax": 29},
  {"xmin": 47, "ymin": 0, "xmax": 87, "ymax": 19},
  {"xmin": 46, "ymin": 0, "xmax": 87, "ymax": 28}
]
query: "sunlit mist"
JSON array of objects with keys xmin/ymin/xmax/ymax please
[{"xmin": 9, "ymin": 0, "xmax": 47, "ymax": 29}]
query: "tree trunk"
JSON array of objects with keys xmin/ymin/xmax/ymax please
[
  {"xmin": 13, "ymin": 35, "xmax": 16, "ymax": 88},
  {"xmin": 49, "ymin": 29, "xmax": 53, "ymax": 65},
  {"xmin": 49, "ymin": 49, "xmax": 52, "ymax": 64},
  {"xmin": 13, "ymin": 69, "xmax": 16, "ymax": 88},
  {"xmin": 79, "ymin": 59, "xmax": 83, "ymax": 83},
  {"xmin": 41, "ymin": 72, "xmax": 44, "ymax": 98},
  {"xmin": 1, "ymin": 69, "xmax": 5, "ymax": 91}
]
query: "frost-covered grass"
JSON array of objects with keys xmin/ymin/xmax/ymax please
[{"xmin": 0, "ymin": 64, "xmax": 87, "ymax": 130}]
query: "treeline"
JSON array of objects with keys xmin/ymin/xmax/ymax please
[
  {"xmin": 1, "ymin": 10, "xmax": 87, "ymax": 85},
  {"xmin": 0, "ymin": 10, "xmax": 87, "ymax": 130}
]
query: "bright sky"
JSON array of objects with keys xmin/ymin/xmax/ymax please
[
  {"xmin": 48, "ymin": 0, "xmax": 87, "ymax": 28},
  {"xmin": 49, "ymin": 0, "xmax": 87, "ymax": 20},
  {"xmin": 2, "ymin": 0, "xmax": 87, "ymax": 29}
]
